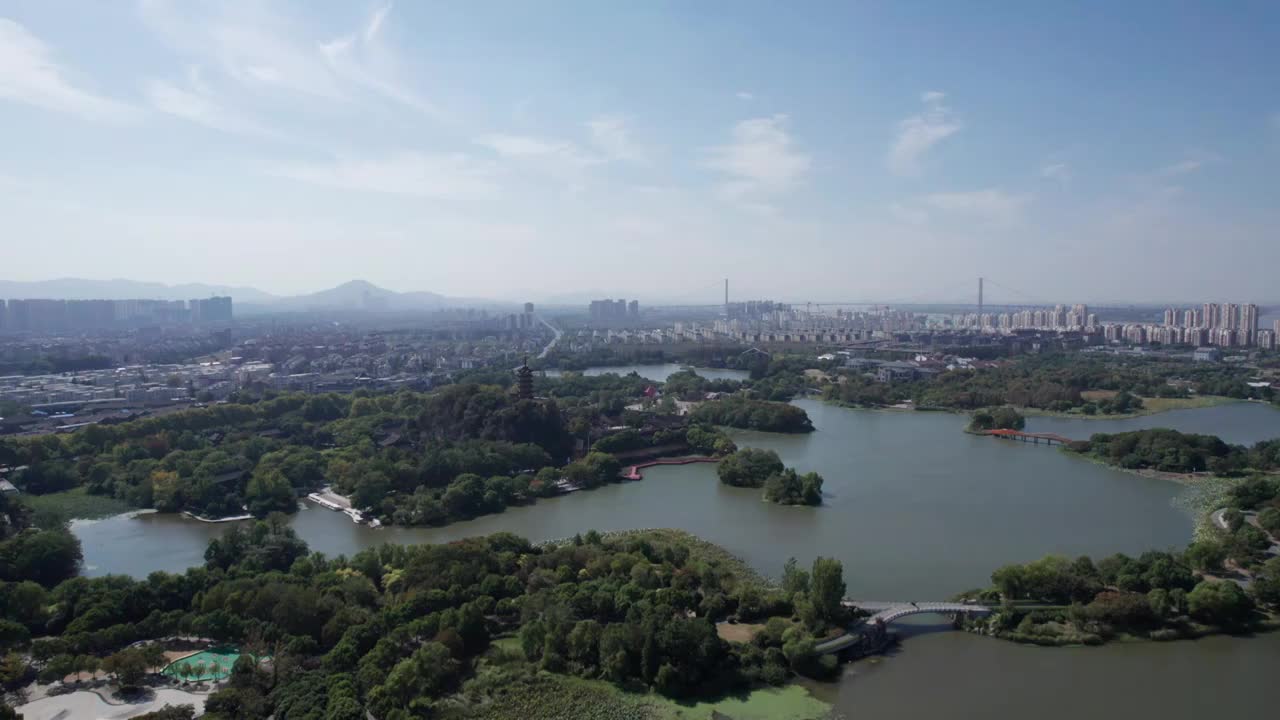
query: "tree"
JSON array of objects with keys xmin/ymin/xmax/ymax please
[
  {"xmin": 381, "ymin": 642, "xmax": 460, "ymax": 709},
  {"xmin": 103, "ymin": 648, "xmax": 150, "ymax": 689},
  {"xmin": 566, "ymin": 620, "xmax": 603, "ymax": 670},
  {"xmin": 1258, "ymin": 507, "xmax": 1280, "ymax": 537},
  {"xmin": 245, "ymin": 469, "xmax": 296, "ymax": 517},
  {"xmin": 763, "ymin": 469, "xmax": 823, "ymax": 506},
  {"xmin": 1187, "ymin": 580, "xmax": 1254, "ymax": 626},
  {"xmin": 716, "ymin": 449, "xmax": 785, "ymax": 488},
  {"xmin": 1251, "ymin": 557, "xmax": 1280, "ymax": 609},
  {"xmin": 810, "ymin": 557, "xmax": 846, "ymax": 626},
  {"xmin": 0, "ymin": 528, "xmax": 82, "ymax": 587},
  {"xmin": 1185, "ymin": 540, "xmax": 1227, "ymax": 572},
  {"xmin": 968, "ymin": 406, "xmax": 1025, "ymax": 432},
  {"xmin": 781, "ymin": 557, "xmax": 810, "ymax": 597}
]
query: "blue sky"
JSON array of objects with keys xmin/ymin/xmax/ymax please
[{"xmin": 1, "ymin": 0, "xmax": 1277, "ymax": 304}]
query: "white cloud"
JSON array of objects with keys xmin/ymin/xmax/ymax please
[
  {"xmin": 0, "ymin": 18, "xmax": 136, "ymax": 121},
  {"xmin": 138, "ymin": 0, "xmax": 345, "ymax": 100},
  {"xmin": 923, "ymin": 189, "xmax": 1025, "ymax": 225},
  {"xmin": 1152, "ymin": 158, "xmax": 1205, "ymax": 178},
  {"xmin": 365, "ymin": 4, "xmax": 392, "ymax": 42},
  {"xmin": 320, "ymin": 4, "xmax": 440, "ymax": 118},
  {"xmin": 1040, "ymin": 162, "xmax": 1070, "ymax": 182},
  {"xmin": 586, "ymin": 115, "xmax": 646, "ymax": 163},
  {"xmin": 705, "ymin": 114, "xmax": 810, "ymax": 203},
  {"xmin": 139, "ymin": 1, "xmax": 436, "ymax": 116},
  {"xmin": 268, "ymin": 152, "xmax": 497, "ymax": 198},
  {"xmin": 888, "ymin": 202, "xmax": 929, "ymax": 225},
  {"xmin": 887, "ymin": 92, "xmax": 961, "ymax": 176},
  {"xmin": 145, "ymin": 68, "xmax": 273, "ymax": 136},
  {"xmin": 475, "ymin": 134, "xmax": 572, "ymax": 157},
  {"xmin": 736, "ymin": 91, "xmax": 754, "ymax": 101}
]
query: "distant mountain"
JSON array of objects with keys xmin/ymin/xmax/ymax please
[
  {"xmin": 271, "ymin": 279, "xmax": 450, "ymax": 311},
  {"xmin": 0, "ymin": 278, "xmax": 277, "ymax": 303},
  {"xmin": 0, "ymin": 278, "xmax": 514, "ymax": 313}
]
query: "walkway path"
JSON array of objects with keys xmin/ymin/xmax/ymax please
[
  {"xmin": 981, "ymin": 429, "xmax": 1075, "ymax": 445},
  {"xmin": 621, "ymin": 456, "xmax": 718, "ymax": 480}
]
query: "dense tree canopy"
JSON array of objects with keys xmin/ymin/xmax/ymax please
[
  {"xmin": 0, "ymin": 522, "xmax": 847, "ymax": 718},
  {"xmin": 691, "ymin": 397, "xmax": 814, "ymax": 433},
  {"xmin": 1070, "ymin": 429, "xmax": 1280, "ymax": 475},
  {"xmin": 716, "ymin": 449, "xmax": 785, "ymax": 488},
  {"xmin": 967, "ymin": 406, "xmax": 1025, "ymax": 432}
]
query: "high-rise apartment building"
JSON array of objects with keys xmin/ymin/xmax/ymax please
[
  {"xmin": 1241, "ymin": 304, "xmax": 1258, "ymax": 343},
  {"xmin": 1203, "ymin": 303, "xmax": 1219, "ymax": 329},
  {"xmin": 1222, "ymin": 303, "xmax": 1240, "ymax": 330}
]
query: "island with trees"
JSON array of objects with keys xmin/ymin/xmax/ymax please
[
  {"xmin": 966, "ymin": 406, "xmax": 1026, "ymax": 432},
  {"xmin": 1066, "ymin": 428, "xmax": 1280, "ymax": 475},
  {"xmin": 717, "ymin": 449, "xmax": 824, "ymax": 506},
  {"xmin": 691, "ymin": 396, "xmax": 815, "ymax": 434}
]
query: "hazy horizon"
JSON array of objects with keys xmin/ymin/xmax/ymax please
[{"xmin": 3, "ymin": 1, "xmax": 1278, "ymax": 302}]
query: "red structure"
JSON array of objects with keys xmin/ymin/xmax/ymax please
[
  {"xmin": 621, "ymin": 456, "xmax": 718, "ymax": 480},
  {"xmin": 981, "ymin": 429, "xmax": 1075, "ymax": 445}
]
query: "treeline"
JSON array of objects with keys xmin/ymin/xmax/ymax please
[
  {"xmin": 0, "ymin": 522, "xmax": 853, "ymax": 719},
  {"xmin": 692, "ymin": 397, "xmax": 814, "ymax": 433},
  {"xmin": 717, "ymin": 449, "xmax": 824, "ymax": 506},
  {"xmin": 591, "ymin": 423, "xmax": 736, "ymax": 458},
  {"xmin": 825, "ymin": 353, "xmax": 1276, "ymax": 413},
  {"xmin": 1069, "ymin": 429, "xmax": 1280, "ymax": 475},
  {"xmin": 976, "ymin": 544, "xmax": 1277, "ymax": 645},
  {"xmin": 0, "ymin": 380, "xmax": 628, "ymax": 527}
]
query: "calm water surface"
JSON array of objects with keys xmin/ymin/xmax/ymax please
[
  {"xmin": 77, "ymin": 399, "xmax": 1212, "ymax": 596},
  {"xmin": 817, "ymin": 622, "xmax": 1280, "ymax": 719},
  {"xmin": 1027, "ymin": 400, "xmax": 1280, "ymax": 445},
  {"xmin": 71, "ymin": 399, "xmax": 1280, "ymax": 719}
]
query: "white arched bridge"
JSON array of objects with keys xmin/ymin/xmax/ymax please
[{"xmin": 813, "ymin": 600, "xmax": 994, "ymax": 655}]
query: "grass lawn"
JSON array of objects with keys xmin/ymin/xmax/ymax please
[
  {"xmin": 20, "ymin": 487, "xmax": 136, "ymax": 522},
  {"xmin": 1138, "ymin": 395, "xmax": 1239, "ymax": 413},
  {"xmin": 1023, "ymin": 394, "xmax": 1239, "ymax": 420},
  {"xmin": 651, "ymin": 684, "xmax": 830, "ymax": 720},
  {"xmin": 716, "ymin": 622, "xmax": 765, "ymax": 644}
]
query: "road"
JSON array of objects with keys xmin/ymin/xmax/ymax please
[{"xmin": 537, "ymin": 315, "xmax": 562, "ymax": 359}]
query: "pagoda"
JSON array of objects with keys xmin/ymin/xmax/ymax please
[{"xmin": 515, "ymin": 357, "xmax": 534, "ymax": 400}]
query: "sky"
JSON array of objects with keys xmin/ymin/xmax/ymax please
[{"xmin": 1, "ymin": 0, "xmax": 1278, "ymax": 305}]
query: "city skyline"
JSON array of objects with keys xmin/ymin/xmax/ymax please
[{"xmin": 1, "ymin": 2, "xmax": 1278, "ymax": 301}]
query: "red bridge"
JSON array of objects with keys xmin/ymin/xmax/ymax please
[
  {"xmin": 981, "ymin": 429, "xmax": 1075, "ymax": 445},
  {"xmin": 621, "ymin": 456, "xmax": 718, "ymax": 480}
]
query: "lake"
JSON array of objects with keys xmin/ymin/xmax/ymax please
[
  {"xmin": 70, "ymin": 399, "xmax": 1280, "ymax": 718},
  {"xmin": 1026, "ymin": 400, "xmax": 1280, "ymax": 445}
]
